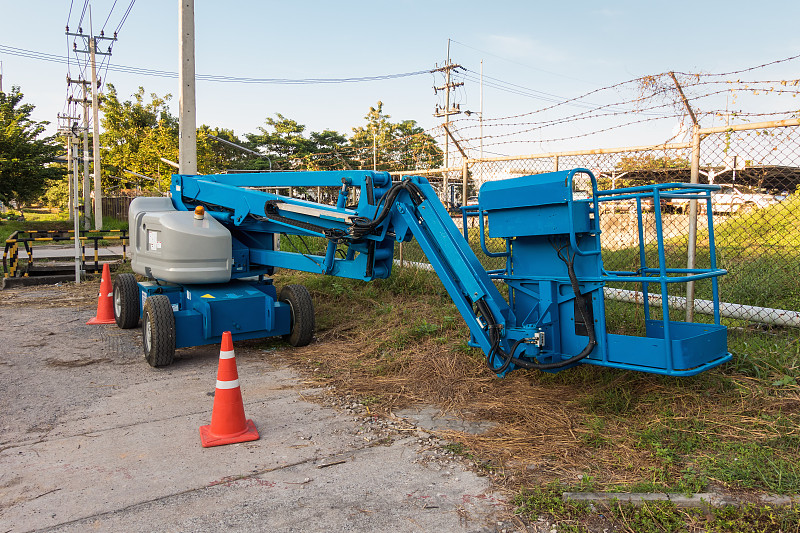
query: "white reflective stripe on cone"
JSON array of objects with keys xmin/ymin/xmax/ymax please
[
  {"xmin": 219, "ymin": 350, "xmax": 235, "ymax": 359},
  {"xmin": 216, "ymin": 379, "xmax": 240, "ymax": 390}
]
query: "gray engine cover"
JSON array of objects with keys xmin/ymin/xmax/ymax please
[{"xmin": 129, "ymin": 197, "xmax": 232, "ymax": 284}]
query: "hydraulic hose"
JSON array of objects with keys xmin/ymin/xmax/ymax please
[
  {"xmin": 345, "ymin": 180, "xmax": 425, "ymax": 241},
  {"xmin": 480, "ymin": 247, "xmax": 597, "ymax": 373}
]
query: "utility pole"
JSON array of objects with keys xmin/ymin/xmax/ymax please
[
  {"xmin": 58, "ymin": 119, "xmax": 83, "ymax": 283},
  {"xmin": 480, "ymin": 59, "xmax": 484, "ymax": 161},
  {"xmin": 57, "ymin": 113, "xmax": 81, "ymax": 219},
  {"xmin": 66, "ymin": 19, "xmax": 115, "ymax": 229},
  {"xmin": 68, "ymin": 85, "xmax": 92, "ymax": 229},
  {"xmin": 433, "ymin": 40, "xmax": 463, "ymax": 201},
  {"xmin": 433, "ymin": 39, "xmax": 464, "ymax": 169},
  {"xmin": 0, "ymin": 61, "xmax": 3, "ymax": 93},
  {"xmin": 89, "ymin": 10, "xmax": 103, "ymax": 229},
  {"xmin": 179, "ymin": 0, "xmax": 198, "ymax": 175}
]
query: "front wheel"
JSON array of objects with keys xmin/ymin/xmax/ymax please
[
  {"xmin": 113, "ymin": 273, "xmax": 140, "ymax": 329},
  {"xmin": 142, "ymin": 295, "xmax": 175, "ymax": 367},
  {"xmin": 279, "ymin": 285, "xmax": 315, "ymax": 347}
]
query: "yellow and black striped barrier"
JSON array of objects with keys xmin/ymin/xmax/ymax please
[{"xmin": 3, "ymin": 229, "xmax": 128, "ymax": 278}]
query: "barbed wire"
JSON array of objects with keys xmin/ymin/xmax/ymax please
[
  {"xmin": 675, "ymin": 53, "xmax": 800, "ymax": 78},
  {"xmin": 467, "ymin": 115, "xmax": 676, "ymax": 150}
]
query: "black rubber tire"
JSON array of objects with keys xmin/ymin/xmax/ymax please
[
  {"xmin": 142, "ymin": 295, "xmax": 176, "ymax": 367},
  {"xmin": 279, "ymin": 284, "xmax": 315, "ymax": 347},
  {"xmin": 113, "ymin": 273, "xmax": 140, "ymax": 329}
]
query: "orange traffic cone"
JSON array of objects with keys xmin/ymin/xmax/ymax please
[
  {"xmin": 199, "ymin": 331, "xmax": 260, "ymax": 447},
  {"xmin": 86, "ymin": 263, "xmax": 116, "ymax": 325}
]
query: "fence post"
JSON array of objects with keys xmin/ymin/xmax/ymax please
[
  {"xmin": 685, "ymin": 126, "xmax": 701, "ymax": 321},
  {"xmin": 553, "ymin": 155, "xmax": 559, "ymax": 172},
  {"xmin": 462, "ymin": 161, "xmax": 469, "ymax": 208}
]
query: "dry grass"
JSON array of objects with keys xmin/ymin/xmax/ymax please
[{"xmin": 274, "ymin": 269, "xmax": 800, "ymax": 494}]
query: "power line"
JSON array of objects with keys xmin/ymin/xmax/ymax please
[
  {"xmin": 66, "ymin": 0, "xmax": 75, "ymax": 27},
  {"xmin": 101, "ymin": 0, "xmax": 119, "ymax": 34},
  {"xmin": 77, "ymin": 0, "xmax": 90, "ymax": 31},
  {"xmin": 0, "ymin": 44, "xmax": 431, "ymax": 84},
  {"xmin": 114, "ymin": 0, "xmax": 136, "ymax": 36}
]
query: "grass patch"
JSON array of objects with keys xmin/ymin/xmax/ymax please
[
  {"xmin": 513, "ymin": 483, "xmax": 591, "ymax": 525},
  {"xmin": 514, "ymin": 484, "xmax": 800, "ymax": 532}
]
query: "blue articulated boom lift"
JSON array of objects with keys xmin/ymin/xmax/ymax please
[{"xmin": 113, "ymin": 168, "xmax": 731, "ymax": 376}]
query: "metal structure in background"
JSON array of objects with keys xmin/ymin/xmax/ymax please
[
  {"xmin": 391, "ymin": 119, "xmax": 800, "ymax": 328},
  {"xmin": 117, "ymin": 169, "xmax": 730, "ymax": 377},
  {"xmin": 2, "ymin": 229, "xmax": 128, "ymax": 279}
]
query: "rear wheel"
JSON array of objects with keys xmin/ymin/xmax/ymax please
[
  {"xmin": 279, "ymin": 285, "xmax": 315, "ymax": 347},
  {"xmin": 113, "ymin": 273, "xmax": 140, "ymax": 329},
  {"xmin": 142, "ymin": 295, "xmax": 175, "ymax": 367}
]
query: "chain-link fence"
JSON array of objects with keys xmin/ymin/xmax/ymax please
[{"xmin": 391, "ymin": 121, "xmax": 800, "ymax": 327}]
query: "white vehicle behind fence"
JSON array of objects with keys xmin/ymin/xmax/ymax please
[{"xmin": 668, "ymin": 184, "xmax": 783, "ymax": 214}]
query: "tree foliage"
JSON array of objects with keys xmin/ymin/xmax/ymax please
[
  {"xmin": 100, "ymin": 86, "xmax": 250, "ymax": 191},
  {"xmin": 197, "ymin": 125, "xmax": 251, "ymax": 174},
  {"xmin": 0, "ymin": 87, "xmax": 64, "ymax": 206},
  {"xmin": 245, "ymin": 113, "xmax": 315, "ymax": 170},
  {"xmin": 100, "ymin": 85, "xmax": 179, "ymax": 191},
  {"xmin": 350, "ymin": 101, "xmax": 442, "ymax": 171},
  {"xmin": 616, "ymin": 153, "xmax": 691, "ymax": 172},
  {"xmin": 94, "ymin": 88, "xmax": 441, "ymax": 195},
  {"xmin": 240, "ymin": 102, "xmax": 440, "ymax": 173}
]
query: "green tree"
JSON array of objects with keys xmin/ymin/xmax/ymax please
[
  {"xmin": 246, "ymin": 113, "xmax": 314, "ymax": 170},
  {"xmin": 616, "ymin": 154, "xmax": 691, "ymax": 172},
  {"xmin": 100, "ymin": 85, "xmax": 178, "ymax": 192},
  {"xmin": 196, "ymin": 125, "xmax": 252, "ymax": 174},
  {"xmin": 350, "ymin": 101, "xmax": 442, "ymax": 171},
  {"xmin": 350, "ymin": 101, "xmax": 394, "ymax": 170},
  {"xmin": 305, "ymin": 129, "xmax": 354, "ymax": 170},
  {"xmin": 0, "ymin": 87, "xmax": 64, "ymax": 206},
  {"xmin": 392, "ymin": 119, "xmax": 442, "ymax": 170}
]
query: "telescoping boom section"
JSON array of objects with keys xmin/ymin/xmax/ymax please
[{"xmin": 120, "ymin": 168, "xmax": 730, "ymax": 376}]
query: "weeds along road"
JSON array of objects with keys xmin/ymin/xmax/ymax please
[{"xmin": 0, "ymin": 284, "xmax": 510, "ymax": 533}]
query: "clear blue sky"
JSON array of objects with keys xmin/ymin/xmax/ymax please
[{"xmin": 1, "ymin": 0, "xmax": 799, "ymax": 156}]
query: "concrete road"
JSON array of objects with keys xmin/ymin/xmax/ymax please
[{"xmin": 0, "ymin": 294, "xmax": 506, "ymax": 532}]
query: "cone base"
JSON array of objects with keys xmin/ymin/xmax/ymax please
[
  {"xmin": 86, "ymin": 316, "xmax": 116, "ymax": 325},
  {"xmin": 199, "ymin": 419, "xmax": 259, "ymax": 448}
]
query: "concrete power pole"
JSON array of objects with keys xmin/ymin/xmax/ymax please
[
  {"xmin": 57, "ymin": 114, "xmax": 81, "ymax": 219},
  {"xmin": 433, "ymin": 40, "xmax": 463, "ymax": 202},
  {"xmin": 82, "ymin": 94, "xmax": 91, "ymax": 228},
  {"xmin": 433, "ymin": 40, "xmax": 464, "ymax": 170},
  {"xmin": 179, "ymin": 0, "xmax": 198, "ymax": 175},
  {"xmin": 89, "ymin": 10, "xmax": 103, "ymax": 229},
  {"xmin": 68, "ymin": 82, "xmax": 92, "ymax": 229}
]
